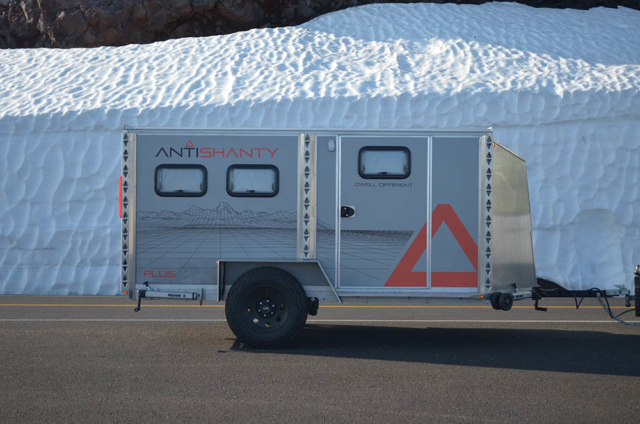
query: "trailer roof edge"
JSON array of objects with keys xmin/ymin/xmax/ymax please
[
  {"xmin": 122, "ymin": 126, "xmax": 492, "ymax": 137},
  {"xmin": 493, "ymin": 141, "xmax": 526, "ymax": 162}
]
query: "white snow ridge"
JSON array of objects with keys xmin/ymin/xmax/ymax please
[{"xmin": 0, "ymin": 3, "xmax": 639, "ymax": 294}]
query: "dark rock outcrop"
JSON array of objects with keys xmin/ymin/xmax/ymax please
[{"xmin": 0, "ymin": 0, "xmax": 638, "ymax": 49}]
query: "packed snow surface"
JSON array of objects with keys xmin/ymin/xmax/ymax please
[{"xmin": 0, "ymin": 2, "xmax": 639, "ymax": 294}]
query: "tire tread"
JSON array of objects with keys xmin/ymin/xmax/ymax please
[{"xmin": 225, "ymin": 267, "xmax": 308, "ymax": 349}]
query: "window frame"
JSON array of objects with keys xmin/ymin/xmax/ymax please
[
  {"xmin": 154, "ymin": 164, "xmax": 208, "ymax": 197},
  {"xmin": 357, "ymin": 146, "xmax": 411, "ymax": 179},
  {"xmin": 226, "ymin": 164, "xmax": 280, "ymax": 198}
]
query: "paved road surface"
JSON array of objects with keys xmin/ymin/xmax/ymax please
[{"xmin": 0, "ymin": 295, "xmax": 638, "ymax": 423}]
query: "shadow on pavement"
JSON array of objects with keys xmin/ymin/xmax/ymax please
[{"xmin": 231, "ymin": 324, "xmax": 640, "ymax": 377}]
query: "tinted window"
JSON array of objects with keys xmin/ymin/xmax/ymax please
[
  {"xmin": 358, "ymin": 146, "xmax": 411, "ymax": 179},
  {"xmin": 155, "ymin": 165, "xmax": 207, "ymax": 197},
  {"xmin": 227, "ymin": 165, "xmax": 279, "ymax": 197}
]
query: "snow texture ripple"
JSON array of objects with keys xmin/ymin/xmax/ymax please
[{"xmin": 0, "ymin": 3, "xmax": 639, "ymax": 294}]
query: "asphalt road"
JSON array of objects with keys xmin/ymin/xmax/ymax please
[{"xmin": 0, "ymin": 295, "xmax": 639, "ymax": 423}]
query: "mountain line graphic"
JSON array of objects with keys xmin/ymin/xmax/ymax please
[{"xmin": 138, "ymin": 202, "xmax": 334, "ymax": 230}]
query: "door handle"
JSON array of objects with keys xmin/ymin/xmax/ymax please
[{"xmin": 340, "ymin": 206, "xmax": 355, "ymax": 218}]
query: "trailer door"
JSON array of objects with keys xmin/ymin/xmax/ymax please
[{"xmin": 337, "ymin": 136, "xmax": 429, "ymax": 288}]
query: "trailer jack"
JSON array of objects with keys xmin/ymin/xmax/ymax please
[
  {"xmin": 533, "ymin": 292, "xmax": 547, "ymax": 312},
  {"xmin": 133, "ymin": 282, "xmax": 149, "ymax": 312},
  {"xmin": 134, "ymin": 290, "xmax": 143, "ymax": 312}
]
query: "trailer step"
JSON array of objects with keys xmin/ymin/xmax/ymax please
[{"xmin": 134, "ymin": 288, "xmax": 203, "ymax": 312}]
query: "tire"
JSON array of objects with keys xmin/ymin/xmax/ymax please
[
  {"xmin": 225, "ymin": 266, "xmax": 309, "ymax": 348},
  {"xmin": 499, "ymin": 293, "xmax": 514, "ymax": 311},
  {"xmin": 490, "ymin": 292, "xmax": 502, "ymax": 310}
]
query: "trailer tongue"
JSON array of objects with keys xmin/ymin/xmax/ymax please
[
  {"xmin": 527, "ymin": 266, "xmax": 639, "ymax": 326},
  {"xmin": 120, "ymin": 127, "xmax": 638, "ymax": 347}
]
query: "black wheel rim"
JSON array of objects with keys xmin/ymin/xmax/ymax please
[
  {"xmin": 243, "ymin": 286, "xmax": 290, "ymax": 331},
  {"xmin": 501, "ymin": 295, "xmax": 513, "ymax": 310}
]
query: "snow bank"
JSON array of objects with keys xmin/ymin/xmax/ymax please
[{"xmin": 0, "ymin": 2, "xmax": 639, "ymax": 294}]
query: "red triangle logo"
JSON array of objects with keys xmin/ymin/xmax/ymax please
[
  {"xmin": 385, "ymin": 204, "xmax": 478, "ymax": 288},
  {"xmin": 185, "ymin": 140, "xmax": 194, "ymax": 148}
]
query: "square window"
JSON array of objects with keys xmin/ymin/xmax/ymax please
[
  {"xmin": 155, "ymin": 165, "xmax": 207, "ymax": 197},
  {"xmin": 358, "ymin": 146, "xmax": 411, "ymax": 179},
  {"xmin": 227, "ymin": 165, "xmax": 279, "ymax": 197}
]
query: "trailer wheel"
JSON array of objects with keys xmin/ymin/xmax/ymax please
[
  {"xmin": 225, "ymin": 267, "xmax": 309, "ymax": 348},
  {"xmin": 490, "ymin": 292, "xmax": 502, "ymax": 310},
  {"xmin": 499, "ymin": 293, "xmax": 514, "ymax": 311}
]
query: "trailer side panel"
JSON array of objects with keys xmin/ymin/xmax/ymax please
[
  {"xmin": 430, "ymin": 137, "xmax": 480, "ymax": 290},
  {"xmin": 134, "ymin": 134, "xmax": 299, "ymax": 288},
  {"xmin": 490, "ymin": 144, "xmax": 537, "ymax": 291}
]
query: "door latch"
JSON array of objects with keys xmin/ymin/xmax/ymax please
[{"xmin": 340, "ymin": 206, "xmax": 355, "ymax": 218}]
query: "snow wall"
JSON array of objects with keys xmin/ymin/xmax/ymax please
[{"xmin": 0, "ymin": 2, "xmax": 639, "ymax": 295}]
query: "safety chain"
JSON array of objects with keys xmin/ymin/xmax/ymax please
[{"xmin": 596, "ymin": 293, "xmax": 640, "ymax": 327}]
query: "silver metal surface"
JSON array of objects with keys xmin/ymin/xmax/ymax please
[
  {"xmin": 297, "ymin": 134, "xmax": 317, "ymax": 259},
  {"xmin": 512, "ymin": 291, "xmax": 533, "ymax": 300},
  {"xmin": 216, "ymin": 261, "xmax": 222, "ymax": 302},
  {"xmin": 141, "ymin": 290, "xmax": 201, "ymax": 300},
  {"xmin": 123, "ymin": 126, "xmax": 492, "ymax": 137},
  {"xmin": 430, "ymin": 135, "xmax": 481, "ymax": 293},
  {"xmin": 216, "ymin": 258, "xmax": 329, "ymax": 264},
  {"xmin": 136, "ymin": 284, "xmax": 217, "ymax": 301},
  {"xmin": 316, "ymin": 260, "xmax": 342, "ymax": 303},
  {"xmin": 217, "ymin": 259, "xmax": 341, "ymax": 302},
  {"xmin": 490, "ymin": 142, "xmax": 537, "ymax": 291},
  {"xmin": 130, "ymin": 133, "xmax": 137, "ymax": 300},
  {"xmin": 338, "ymin": 135, "xmax": 429, "ymax": 289},
  {"xmin": 121, "ymin": 127, "xmax": 538, "ymax": 303},
  {"xmin": 479, "ymin": 135, "xmax": 492, "ymax": 294},
  {"xmin": 335, "ymin": 136, "xmax": 342, "ymax": 288},
  {"xmin": 492, "ymin": 142, "xmax": 526, "ymax": 162},
  {"xmin": 603, "ymin": 287, "xmax": 631, "ymax": 297},
  {"xmin": 426, "ymin": 136, "xmax": 433, "ymax": 289},
  {"xmin": 121, "ymin": 131, "xmax": 137, "ymax": 300},
  {"xmin": 337, "ymin": 289, "xmax": 490, "ymax": 299},
  {"xmin": 120, "ymin": 131, "xmax": 129, "ymax": 294}
]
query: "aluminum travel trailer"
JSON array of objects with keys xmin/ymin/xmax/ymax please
[{"xmin": 120, "ymin": 127, "xmax": 539, "ymax": 347}]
